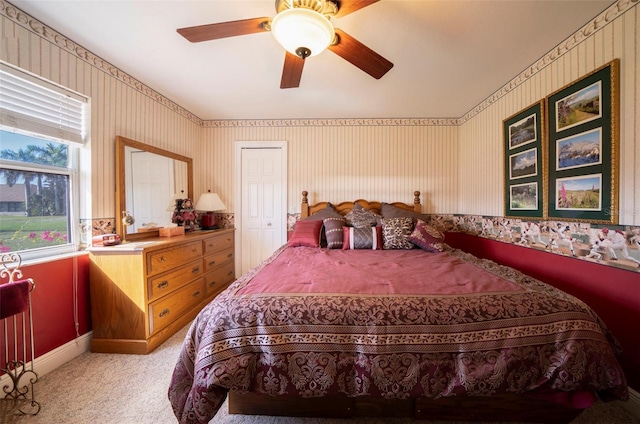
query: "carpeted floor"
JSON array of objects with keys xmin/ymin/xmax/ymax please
[{"xmin": 1, "ymin": 323, "xmax": 638, "ymax": 424}]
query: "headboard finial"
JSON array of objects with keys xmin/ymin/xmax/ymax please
[{"xmin": 301, "ymin": 191, "xmax": 310, "ymax": 219}]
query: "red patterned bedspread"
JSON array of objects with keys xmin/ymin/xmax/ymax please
[{"xmin": 168, "ymin": 246, "xmax": 628, "ymax": 424}]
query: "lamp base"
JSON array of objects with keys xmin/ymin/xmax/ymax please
[{"xmin": 200, "ymin": 212, "xmax": 219, "ymax": 230}]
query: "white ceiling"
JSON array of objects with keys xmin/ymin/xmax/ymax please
[{"xmin": 9, "ymin": 0, "xmax": 615, "ymax": 121}]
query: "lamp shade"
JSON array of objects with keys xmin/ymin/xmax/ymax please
[
  {"xmin": 195, "ymin": 192, "xmax": 226, "ymax": 212},
  {"xmin": 271, "ymin": 8, "xmax": 334, "ymax": 58}
]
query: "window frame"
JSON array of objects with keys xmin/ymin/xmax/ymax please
[
  {"xmin": 0, "ymin": 136, "xmax": 80, "ymax": 261},
  {"xmin": 1, "ymin": 61, "xmax": 88, "ymax": 262}
]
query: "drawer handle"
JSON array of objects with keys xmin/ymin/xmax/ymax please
[
  {"xmin": 192, "ymin": 290, "xmax": 201, "ymax": 297},
  {"xmin": 160, "ymin": 256, "xmax": 166, "ymax": 263},
  {"xmin": 192, "ymin": 247, "xmax": 197, "ymax": 252},
  {"xmin": 159, "ymin": 308, "xmax": 170, "ymax": 318},
  {"xmin": 227, "ymin": 271, "xmax": 234, "ymax": 277},
  {"xmin": 157, "ymin": 280, "xmax": 169, "ymax": 289},
  {"xmin": 192, "ymin": 266, "xmax": 200, "ymax": 274},
  {"xmin": 208, "ymin": 260, "xmax": 216, "ymax": 266},
  {"xmin": 227, "ymin": 253, "xmax": 233, "ymax": 258},
  {"xmin": 208, "ymin": 281, "xmax": 217, "ymax": 287}
]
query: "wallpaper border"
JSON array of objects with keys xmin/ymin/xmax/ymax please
[
  {"xmin": 0, "ymin": 0, "xmax": 203, "ymax": 127},
  {"xmin": 2, "ymin": 0, "xmax": 636, "ymax": 128}
]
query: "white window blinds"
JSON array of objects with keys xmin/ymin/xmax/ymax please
[{"xmin": 0, "ymin": 63, "xmax": 87, "ymax": 144}]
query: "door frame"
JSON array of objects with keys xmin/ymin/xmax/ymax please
[{"xmin": 234, "ymin": 141, "xmax": 288, "ymax": 274}]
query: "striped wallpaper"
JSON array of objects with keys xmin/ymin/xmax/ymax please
[{"xmin": 1, "ymin": 0, "xmax": 638, "ymax": 225}]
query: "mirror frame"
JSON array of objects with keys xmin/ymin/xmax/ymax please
[{"xmin": 115, "ymin": 136, "xmax": 193, "ymax": 240}]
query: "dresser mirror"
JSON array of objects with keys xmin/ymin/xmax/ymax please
[{"xmin": 115, "ymin": 136, "xmax": 193, "ymax": 240}]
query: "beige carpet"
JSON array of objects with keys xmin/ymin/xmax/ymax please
[{"xmin": 2, "ymin": 323, "xmax": 638, "ymax": 424}]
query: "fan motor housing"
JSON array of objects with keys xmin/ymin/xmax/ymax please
[{"xmin": 276, "ymin": 0, "xmax": 338, "ymax": 18}]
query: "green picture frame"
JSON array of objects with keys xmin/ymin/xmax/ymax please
[
  {"xmin": 546, "ymin": 59, "xmax": 619, "ymax": 224},
  {"xmin": 503, "ymin": 100, "xmax": 544, "ymax": 219}
]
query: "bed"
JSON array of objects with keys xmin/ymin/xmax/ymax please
[{"xmin": 168, "ymin": 191, "xmax": 627, "ymax": 424}]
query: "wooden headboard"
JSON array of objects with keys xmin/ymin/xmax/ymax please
[{"xmin": 300, "ymin": 191, "xmax": 422, "ymax": 219}]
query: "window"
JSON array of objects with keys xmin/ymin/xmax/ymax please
[{"xmin": 0, "ymin": 62, "xmax": 88, "ymax": 261}]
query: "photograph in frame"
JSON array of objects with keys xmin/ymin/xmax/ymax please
[
  {"xmin": 556, "ymin": 174, "xmax": 602, "ymax": 211},
  {"xmin": 555, "ymin": 81, "xmax": 602, "ymax": 132},
  {"xmin": 556, "ymin": 128, "xmax": 602, "ymax": 171},
  {"xmin": 508, "ymin": 112, "xmax": 537, "ymax": 149},
  {"xmin": 511, "ymin": 182, "xmax": 538, "ymax": 210},
  {"xmin": 510, "ymin": 147, "xmax": 538, "ymax": 180}
]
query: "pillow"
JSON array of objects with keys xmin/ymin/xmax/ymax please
[
  {"xmin": 381, "ymin": 217, "xmax": 414, "ymax": 250},
  {"xmin": 288, "ymin": 220, "xmax": 323, "ymax": 247},
  {"xmin": 381, "ymin": 202, "xmax": 429, "ymax": 222},
  {"xmin": 408, "ymin": 219, "xmax": 445, "ymax": 252},
  {"xmin": 303, "ymin": 203, "xmax": 342, "ymax": 221},
  {"xmin": 342, "ymin": 226, "xmax": 383, "ymax": 250},
  {"xmin": 303, "ymin": 203, "xmax": 342, "ymax": 247},
  {"xmin": 323, "ymin": 217, "xmax": 345, "ymax": 249},
  {"xmin": 344, "ymin": 203, "xmax": 381, "ymax": 228}
]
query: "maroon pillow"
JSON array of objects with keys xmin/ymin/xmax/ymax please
[
  {"xmin": 408, "ymin": 219, "xmax": 445, "ymax": 252},
  {"xmin": 288, "ymin": 220, "xmax": 323, "ymax": 247},
  {"xmin": 342, "ymin": 226, "xmax": 383, "ymax": 250}
]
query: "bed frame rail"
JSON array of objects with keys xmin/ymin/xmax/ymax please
[{"xmin": 228, "ymin": 391, "xmax": 583, "ymax": 423}]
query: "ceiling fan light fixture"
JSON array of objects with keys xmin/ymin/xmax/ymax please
[{"xmin": 271, "ymin": 8, "xmax": 335, "ymax": 58}]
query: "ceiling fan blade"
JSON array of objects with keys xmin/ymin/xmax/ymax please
[
  {"xmin": 177, "ymin": 17, "xmax": 270, "ymax": 43},
  {"xmin": 280, "ymin": 52, "xmax": 305, "ymax": 89},
  {"xmin": 328, "ymin": 29, "xmax": 393, "ymax": 79},
  {"xmin": 334, "ymin": 0, "xmax": 380, "ymax": 18}
]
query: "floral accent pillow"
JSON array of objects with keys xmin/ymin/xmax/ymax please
[
  {"xmin": 342, "ymin": 226, "xmax": 383, "ymax": 250},
  {"xmin": 323, "ymin": 217, "xmax": 345, "ymax": 249},
  {"xmin": 382, "ymin": 217, "xmax": 415, "ymax": 250},
  {"xmin": 344, "ymin": 203, "xmax": 381, "ymax": 228},
  {"xmin": 408, "ymin": 219, "xmax": 445, "ymax": 252}
]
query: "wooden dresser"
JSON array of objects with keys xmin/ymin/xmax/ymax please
[{"xmin": 89, "ymin": 228, "xmax": 235, "ymax": 354}]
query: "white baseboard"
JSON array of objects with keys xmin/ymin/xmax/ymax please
[
  {"xmin": 1, "ymin": 331, "xmax": 92, "ymax": 388},
  {"xmin": 623, "ymin": 387, "xmax": 640, "ymax": 419}
]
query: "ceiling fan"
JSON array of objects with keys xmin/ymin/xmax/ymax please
[{"xmin": 177, "ymin": 0, "xmax": 393, "ymax": 89}]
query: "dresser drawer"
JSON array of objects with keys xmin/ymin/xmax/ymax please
[
  {"xmin": 204, "ymin": 262, "xmax": 235, "ymax": 298},
  {"xmin": 147, "ymin": 259, "xmax": 203, "ymax": 302},
  {"xmin": 148, "ymin": 278, "xmax": 205, "ymax": 335},
  {"xmin": 203, "ymin": 232, "xmax": 234, "ymax": 255},
  {"xmin": 147, "ymin": 241, "xmax": 202, "ymax": 276},
  {"xmin": 204, "ymin": 248, "xmax": 234, "ymax": 272}
]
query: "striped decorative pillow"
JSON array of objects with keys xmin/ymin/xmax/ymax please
[
  {"xmin": 288, "ymin": 220, "xmax": 323, "ymax": 247},
  {"xmin": 342, "ymin": 226, "xmax": 383, "ymax": 250}
]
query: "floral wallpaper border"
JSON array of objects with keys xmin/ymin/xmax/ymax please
[
  {"xmin": 287, "ymin": 213, "xmax": 640, "ymax": 274},
  {"xmin": 88, "ymin": 212, "xmax": 639, "ymax": 274}
]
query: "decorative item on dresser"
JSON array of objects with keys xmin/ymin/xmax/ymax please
[
  {"xmin": 88, "ymin": 228, "xmax": 235, "ymax": 354},
  {"xmin": 195, "ymin": 191, "xmax": 227, "ymax": 230}
]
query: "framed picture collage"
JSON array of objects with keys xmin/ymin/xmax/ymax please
[{"xmin": 503, "ymin": 58, "xmax": 619, "ymax": 224}]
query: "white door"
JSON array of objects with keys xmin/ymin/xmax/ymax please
[
  {"xmin": 130, "ymin": 151, "xmax": 174, "ymax": 231},
  {"xmin": 235, "ymin": 142, "xmax": 287, "ymax": 276}
]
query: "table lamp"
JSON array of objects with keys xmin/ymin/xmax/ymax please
[{"xmin": 195, "ymin": 191, "xmax": 226, "ymax": 230}]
